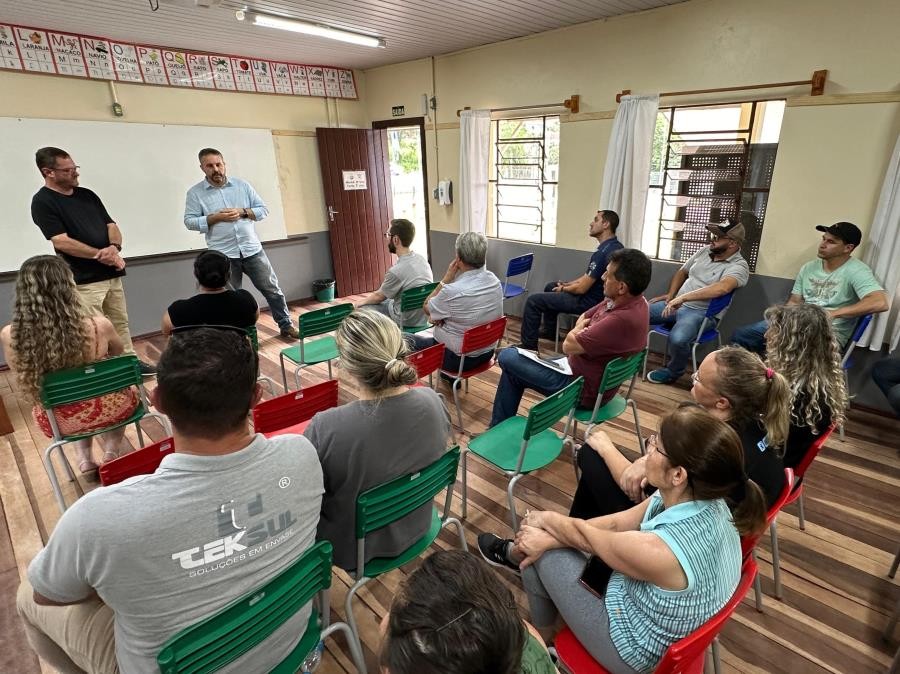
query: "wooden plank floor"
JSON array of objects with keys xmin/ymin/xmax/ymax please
[{"xmin": 1, "ymin": 296, "xmax": 898, "ymax": 674}]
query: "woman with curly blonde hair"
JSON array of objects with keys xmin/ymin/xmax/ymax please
[
  {"xmin": 0, "ymin": 255, "xmax": 138, "ymax": 472},
  {"xmin": 764, "ymin": 304, "xmax": 848, "ymax": 468}
]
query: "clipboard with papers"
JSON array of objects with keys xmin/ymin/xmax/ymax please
[{"xmin": 515, "ymin": 348, "xmax": 573, "ymax": 375}]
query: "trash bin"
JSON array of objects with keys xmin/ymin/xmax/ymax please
[{"xmin": 312, "ymin": 278, "xmax": 336, "ymax": 302}]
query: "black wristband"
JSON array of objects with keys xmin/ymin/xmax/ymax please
[{"xmin": 112, "ymin": 243, "xmax": 122, "ymax": 251}]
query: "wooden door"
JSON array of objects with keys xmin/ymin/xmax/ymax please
[{"xmin": 316, "ymin": 128, "xmax": 394, "ymax": 297}]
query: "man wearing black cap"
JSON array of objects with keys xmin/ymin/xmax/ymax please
[
  {"xmin": 732, "ymin": 221, "xmax": 887, "ymax": 353},
  {"xmin": 646, "ymin": 219, "xmax": 750, "ymax": 384}
]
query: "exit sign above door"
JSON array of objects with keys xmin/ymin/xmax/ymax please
[{"xmin": 391, "ymin": 105, "xmax": 405, "ymax": 117}]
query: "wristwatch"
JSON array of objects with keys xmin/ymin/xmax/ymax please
[
  {"xmin": 112, "ymin": 243, "xmax": 122, "ymax": 251},
  {"xmin": 242, "ymin": 208, "xmax": 250, "ymax": 219}
]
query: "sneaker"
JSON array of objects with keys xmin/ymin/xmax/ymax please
[
  {"xmin": 138, "ymin": 360, "xmax": 157, "ymax": 377},
  {"xmin": 511, "ymin": 342, "xmax": 539, "ymax": 352},
  {"xmin": 647, "ymin": 368, "xmax": 678, "ymax": 385},
  {"xmin": 280, "ymin": 326, "xmax": 300, "ymax": 340},
  {"xmin": 477, "ymin": 533, "xmax": 520, "ymax": 572}
]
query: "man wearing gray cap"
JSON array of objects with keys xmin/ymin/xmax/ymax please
[
  {"xmin": 732, "ymin": 221, "xmax": 887, "ymax": 353},
  {"xmin": 646, "ymin": 219, "xmax": 750, "ymax": 384}
]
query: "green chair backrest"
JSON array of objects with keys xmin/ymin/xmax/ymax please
[
  {"xmin": 522, "ymin": 377, "xmax": 584, "ymax": 441},
  {"xmin": 355, "ymin": 445, "xmax": 461, "ymax": 539},
  {"xmin": 245, "ymin": 325, "xmax": 260, "ymax": 352},
  {"xmin": 298, "ymin": 303, "xmax": 354, "ymax": 339},
  {"xmin": 157, "ymin": 540, "xmax": 334, "ymax": 674},
  {"xmin": 399, "ymin": 282, "xmax": 439, "ymax": 313},
  {"xmin": 597, "ymin": 349, "xmax": 646, "ymax": 396},
  {"xmin": 40, "ymin": 354, "xmax": 142, "ymax": 409}
]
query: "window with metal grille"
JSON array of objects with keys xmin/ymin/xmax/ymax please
[
  {"xmin": 487, "ymin": 116, "xmax": 559, "ymax": 245},
  {"xmin": 642, "ymin": 101, "xmax": 785, "ymax": 272}
]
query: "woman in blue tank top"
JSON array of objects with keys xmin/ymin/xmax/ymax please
[{"xmin": 514, "ymin": 405, "xmax": 768, "ymax": 674}]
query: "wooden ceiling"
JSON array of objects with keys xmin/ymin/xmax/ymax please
[{"xmin": 0, "ymin": 0, "xmax": 688, "ymax": 70}]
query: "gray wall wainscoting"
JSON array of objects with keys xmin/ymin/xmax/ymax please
[{"xmin": 429, "ymin": 230, "xmax": 898, "ymax": 415}]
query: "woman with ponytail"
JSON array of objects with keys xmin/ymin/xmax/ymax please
[
  {"xmin": 561, "ymin": 345, "xmax": 790, "ymax": 524},
  {"xmin": 303, "ymin": 309, "xmax": 451, "ymax": 571},
  {"xmin": 497, "ymin": 405, "xmax": 767, "ymax": 674}
]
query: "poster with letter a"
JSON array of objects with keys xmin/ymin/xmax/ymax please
[{"xmin": 48, "ymin": 32, "xmax": 87, "ymax": 77}]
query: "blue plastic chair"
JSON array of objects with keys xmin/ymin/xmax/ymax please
[
  {"xmin": 643, "ymin": 291, "xmax": 735, "ymax": 380},
  {"xmin": 501, "ymin": 253, "xmax": 534, "ymax": 302},
  {"xmin": 838, "ymin": 313, "xmax": 873, "ymax": 440}
]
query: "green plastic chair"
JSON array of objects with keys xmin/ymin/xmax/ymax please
[
  {"xmin": 463, "ymin": 377, "xmax": 583, "ymax": 531},
  {"xmin": 279, "ymin": 303, "xmax": 353, "ymax": 391},
  {"xmin": 344, "ymin": 446, "xmax": 467, "ymax": 647},
  {"xmin": 245, "ymin": 325, "xmax": 278, "ymax": 397},
  {"xmin": 39, "ymin": 354, "xmax": 172, "ymax": 513},
  {"xmin": 396, "ymin": 281, "xmax": 438, "ymax": 334},
  {"xmin": 157, "ymin": 540, "xmax": 366, "ymax": 674},
  {"xmin": 570, "ymin": 349, "xmax": 648, "ymax": 470}
]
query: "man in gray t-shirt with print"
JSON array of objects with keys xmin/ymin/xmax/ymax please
[
  {"xmin": 356, "ymin": 218, "xmax": 433, "ymax": 328},
  {"xmin": 647, "ymin": 220, "xmax": 750, "ymax": 384},
  {"xmin": 18, "ymin": 328, "xmax": 324, "ymax": 674}
]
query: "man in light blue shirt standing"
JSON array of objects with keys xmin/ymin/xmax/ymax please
[{"xmin": 184, "ymin": 148, "xmax": 298, "ymax": 338}]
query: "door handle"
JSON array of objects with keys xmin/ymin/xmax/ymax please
[{"xmin": 328, "ymin": 206, "xmax": 340, "ymax": 222}]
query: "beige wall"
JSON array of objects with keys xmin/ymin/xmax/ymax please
[
  {"xmin": 0, "ymin": 69, "xmax": 368, "ymax": 236},
  {"xmin": 363, "ymin": 0, "xmax": 900, "ymax": 278}
]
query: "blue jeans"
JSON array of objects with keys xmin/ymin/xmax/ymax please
[
  {"xmin": 872, "ymin": 358, "xmax": 900, "ymax": 417},
  {"xmin": 731, "ymin": 319, "xmax": 768, "ymax": 354},
  {"xmin": 648, "ymin": 301, "xmax": 709, "ymax": 377},
  {"xmin": 230, "ymin": 251, "xmax": 292, "ymax": 330},
  {"xmin": 489, "ymin": 347, "xmax": 574, "ymax": 427},
  {"xmin": 520, "ymin": 283, "xmax": 595, "ymax": 347}
]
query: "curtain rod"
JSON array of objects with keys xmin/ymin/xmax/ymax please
[
  {"xmin": 616, "ymin": 70, "xmax": 827, "ymax": 103},
  {"xmin": 457, "ymin": 95, "xmax": 579, "ymax": 117}
]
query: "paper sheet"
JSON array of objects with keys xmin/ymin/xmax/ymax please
[{"xmin": 515, "ymin": 348, "xmax": 573, "ymax": 375}]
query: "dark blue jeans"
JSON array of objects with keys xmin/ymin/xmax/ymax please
[
  {"xmin": 731, "ymin": 319, "xmax": 768, "ymax": 354},
  {"xmin": 872, "ymin": 358, "xmax": 900, "ymax": 417},
  {"xmin": 520, "ymin": 283, "xmax": 594, "ymax": 348},
  {"xmin": 230, "ymin": 250, "xmax": 292, "ymax": 330},
  {"xmin": 490, "ymin": 346, "xmax": 574, "ymax": 427}
]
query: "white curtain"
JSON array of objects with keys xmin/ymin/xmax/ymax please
[
  {"xmin": 459, "ymin": 109, "xmax": 491, "ymax": 234},
  {"xmin": 599, "ymin": 94, "xmax": 659, "ymax": 249},
  {"xmin": 860, "ymin": 133, "xmax": 900, "ymax": 351}
]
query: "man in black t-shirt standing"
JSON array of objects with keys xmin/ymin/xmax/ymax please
[{"xmin": 30, "ymin": 146, "xmax": 155, "ymax": 375}]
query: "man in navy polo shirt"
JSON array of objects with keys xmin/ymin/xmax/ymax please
[{"xmin": 516, "ymin": 210, "xmax": 623, "ymax": 351}]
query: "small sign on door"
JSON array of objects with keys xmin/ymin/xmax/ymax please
[
  {"xmin": 392, "ymin": 105, "xmax": 405, "ymax": 117},
  {"xmin": 342, "ymin": 170, "xmax": 367, "ymax": 190}
]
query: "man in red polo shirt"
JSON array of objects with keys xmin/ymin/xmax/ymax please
[{"xmin": 488, "ymin": 249, "xmax": 651, "ymax": 427}]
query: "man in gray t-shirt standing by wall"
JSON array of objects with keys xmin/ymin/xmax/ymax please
[
  {"xmin": 646, "ymin": 220, "xmax": 750, "ymax": 385},
  {"xmin": 356, "ymin": 218, "xmax": 433, "ymax": 327},
  {"xmin": 18, "ymin": 328, "xmax": 324, "ymax": 674}
]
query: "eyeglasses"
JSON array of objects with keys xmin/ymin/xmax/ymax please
[
  {"xmin": 646, "ymin": 434, "xmax": 670, "ymax": 459},
  {"xmin": 690, "ymin": 371, "xmax": 701, "ymax": 385},
  {"xmin": 384, "ymin": 230, "xmax": 395, "ymax": 239},
  {"xmin": 52, "ymin": 165, "xmax": 80, "ymax": 173}
]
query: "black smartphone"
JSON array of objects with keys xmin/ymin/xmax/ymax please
[{"xmin": 579, "ymin": 555, "xmax": 613, "ymax": 599}]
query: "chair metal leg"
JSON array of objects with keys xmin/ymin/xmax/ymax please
[
  {"xmin": 628, "ymin": 399, "xmax": 645, "ymax": 455},
  {"xmin": 692, "ymin": 342, "xmax": 699, "ymax": 374},
  {"xmin": 508, "ymin": 473, "xmax": 524, "ymax": 532},
  {"xmin": 343, "ymin": 576, "xmax": 369, "ymax": 654},
  {"xmin": 798, "ymin": 490, "xmax": 806, "ymax": 531},
  {"xmin": 279, "ymin": 353, "xmax": 289, "ymax": 392},
  {"xmin": 460, "ymin": 449, "xmax": 469, "ymax": 520},
  {"xmin": 770, "ymin": 519, "xmax": 784, "ymax": 600},
  {"xmin": 327, "ymin": 360, "xmax": 333, "ymax": 380},
  {"xmin": 451, "ymin": 379, "xmax": 464, "ymax": 431},
  {"xmin": 555, "ymin": 314, "xmax": 562, "ymax": 354},
  {"xmin": 567, "ymin": 438, "xmax": 579, "ymax": 480},
  {"xmin": 294, "ymin": 366, "xmax": 304, "ymax": 391},
  {"xmin": 443, "ymin": 517, "xmax": 468, "ymax": 551},
  {"xmin": 134, "ymin": 420, "xmax": 146, "ymax": 448},
  {"xmin": 258, "ymin": 375, "xmax": 277, "ymax": 397},
  {"xmin": 752, "ymin": 551, "xmax": 763, "ymax": 612},
  {"xmin": 711, "ymin": 637, "xmax": 722, "ymax": 674},
  {"xmin": 43, "ymin": 442, "xmax": 68, "ymax": 514},
  {"xmin": 322, "ymin": 621, "xmax": 367, "ymax": 674},
  {"xmin": 839, "ymin": 423, "xmax": 845, "ymax": 442}
]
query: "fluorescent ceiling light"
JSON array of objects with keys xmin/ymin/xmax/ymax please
[{"xmin": 239, "ymin": 11, "xmax": 385, "ymax": 48}]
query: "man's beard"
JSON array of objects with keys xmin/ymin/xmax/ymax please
[{"xmin": 388, "ymin": 242, "xmax": 397, "ymax": 254}]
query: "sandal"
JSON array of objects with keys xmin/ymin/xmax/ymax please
[
  {"xmin": 78, "ymin": 460, "xmax": 99, "ymax": 474},
  {"xmin": 101, "ymin": 450, "xmax": 119, "ymax": 464}
]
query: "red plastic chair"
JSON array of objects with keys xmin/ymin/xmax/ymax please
[
  {"xmin": 770, "ymin": 425, "xmax": 835, "ymax": 599},
  {"xmin": 99, "ymin": 436, "xmax": 175, "ymax": 486},
  {"xmin": 439, "ymin": 316, "xmax": 507, "ymax": 431},
  {"xmin": 406, "ymin": 342, "xmax": 446, "ymax": 388},
  {"xmin": 741, "ymin": 467, "xmax": 793, "ymax": 611},
  {"xmin": 252, "ymin": 379, "xmax": 339, "ymax": 438},
  {"xmin": 555, "ymin": 556, "xmax": 758, "ymax": 674}
]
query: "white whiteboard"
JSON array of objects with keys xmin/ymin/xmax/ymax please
[{"xmin": 1, "ymin": 117, "xmax": 287, "ymax": 272}]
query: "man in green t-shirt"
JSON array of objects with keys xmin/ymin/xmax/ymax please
[{"xmin": 732, "ymin": 222, "xmax": 888, "ymax": 351}]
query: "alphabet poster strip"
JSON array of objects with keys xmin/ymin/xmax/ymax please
[{"xmin": 0, "ymin": 22, "xmax": 358, "ymax": 99}]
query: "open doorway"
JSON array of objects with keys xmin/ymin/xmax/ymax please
[{"xmin": 373, "ymin": 117, "xmax": 431, "ymax": 262}]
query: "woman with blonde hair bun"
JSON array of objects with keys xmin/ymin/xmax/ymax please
[
  {"xmin": 303, "ymin": 309, "xmax": 451, "ymax": 571},
  {"xmin": 764, "ymin": 304, "xmax": 848, "ymax": 468},
  {"xmin": 0, "ymin": 255, "xmax": 138, "ymax": 473}
]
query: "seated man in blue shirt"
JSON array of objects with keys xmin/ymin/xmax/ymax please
[
  {"xmin": 517, "ymin": 210, "xmax": 623, "ymax": 350},
  {"xmin": 184, "ymin": 148, "xmax": 299, "ymax": 339}
]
